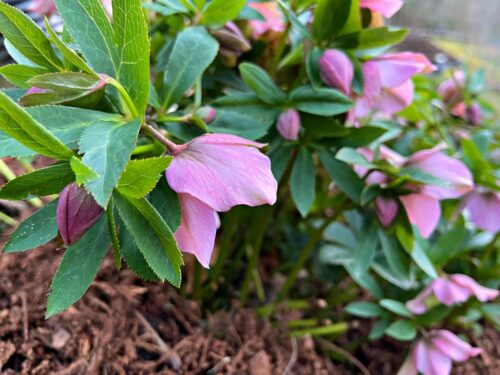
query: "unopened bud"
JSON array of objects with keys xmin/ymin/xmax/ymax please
[
  {"xmin": 466, "ymin": 102, "xmax": 482, "ymax": 126},
  {"xmin": 212, "ymin": 22, "xmax": 251, "ymax": 67},
  {"xmin": 195, "ymin": 106, "xmax": 217, "ymax": 124},
  {"xmin": 57, "ymin": 183, "xmax": 104, "ymax": 246},
  {"xmin": 277, "ymin": 109, "xmax": 301, "ymax": 141},
  {"xmin": 319, "ymin": 49, "xmax": 354, "ymax": 96}
]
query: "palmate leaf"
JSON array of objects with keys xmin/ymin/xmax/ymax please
[
  {"xmin": 54, "ymin": 0, "xmax": 150, "ymax": 114},
  {"xmin": 79, "ymin": 119, "xmax": 141, "ymax": 207},
  {"xmin": 0, "ymin": 2, "xmax": 61, "ymax": 70},
  {"xmin": 0, "ymin": 92, "xmax": 74, "ymax": 160},
  {"xmin": 46, "ymin": 216, "xmax": 110, "ymax": 317}
]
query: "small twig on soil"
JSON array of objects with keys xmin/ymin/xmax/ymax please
[
  {"xmin": 317, "ymin": 337, "xmax": 371, "ymax": 375},
  {"xmin": 207, "ymin": 356, "xmax": 231, "ymax": 375},
  {"xmin": 283, "ymin": 337, "xmax": 298, "ymax": 375},
  {"xmin": 20, "ymin": 292, "xmax": 29, "ymax": 342},
  {"xmin": 135, "ymin": 311, "xmax": 182, "ymax": 370}
]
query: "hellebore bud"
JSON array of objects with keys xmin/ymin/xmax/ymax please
[
  {"xmin": 195, "ymin": 106, "xmax": 217, "ymax": 125},
  {"xmin": 319, "ymin": 49, "xmax": 354, "ymax": 96},
  {"xmin": 277, "ymin": 109, "xmax": 301, "ymax": 141},
  {"xmin": 211, "ymin": 22, "xmax": 251, "ymax": 67},
  {"xmin": 57, "ymin": 183, "xmax": 104, "ymax": 246},
  {"xmin": 466, "ymin": 102, "xmax": 482, "ymax": 126}
]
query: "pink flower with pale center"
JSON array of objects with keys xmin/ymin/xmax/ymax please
[
  {"xmin": 360, "ymin": 0, "xmax": 404, "ymax": 18},
  {"xmin": 465, "ymin": 190, "xmax": 500, "ymax": 233},
  {"xmin": 398, "ymin": 330, "xmax": 482, "ymax": 375},
  {"xmin": 355, "ymin": 145, "xmax": 473, "ymax": 237},
  {"xmin": 165, "ymin": 134, "xmax": 278, "ymax": 267},
  {"xmin": 406, "ymin": 274, "xmax": 499, "ymax": 314},
  {"xmin": 353, "ymin": 52, "xmax": 436, "ymax": 119},
  {"xmin": 248, "ymin": 2, "xmax": 286, "ymax": 38}
]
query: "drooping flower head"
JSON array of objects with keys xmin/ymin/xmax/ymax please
[
  {"xmin": 319, "ymin": 49, "xmax": 354, "ymax": 96},
  {"xmin": 248, "ymin": 1, "xmax": 286, "ymax": 38},
  {"xmin": 398, "ymin": 330, "xmax": 482, "ymax": 375},
  {"xmin": 465, "ymin": 190, "xmax": 500, "ymax": 233},
  {"xmin": 166, "ymin": 134, "xmax": 278, "ymax": 267},
  {"xmin": 355, "ymin": 145, "xmax": 473, "ymax": 237},
  {"xmin": 354, "ymin": 52, "xmax": 436, "ymax": 118},
  {"xmin": 57, "ymin": 183, "xmax": 104, "ymax": 246},
  {"xmin": 276, "ymin": 109, "xmax": 301, "ymax": 141},
  {"xmin": 360, "ymin": 0, "xmax": 404, "ymax": 18},
  {"xmin": 406, "ymin": 274, "xmax": 499, "ymax": 314}
]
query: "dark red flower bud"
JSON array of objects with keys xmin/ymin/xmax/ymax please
[{"xmin": 57, "ymin": 183, "xmax": 104, "ymax": 246}]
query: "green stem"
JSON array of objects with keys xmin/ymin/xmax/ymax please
[
  {"xmin": 0, "ymin": 211, "xmax": 16, "ymax": 226},
  {"xmin": 157, "ymin": 115, "xmax": 189, "ymax": 123},
  {"xmin": 132, "ymin": 144, "xmax": 156, "ymax": 156},
  {"xmin": 291, "ymin": 322, "xmax": 349, "ymax": 338},
  {"xmin": 107, "ymin": 198, "xmax": 122, "ymax": 270},
  {"xmin": 142, "ymin": 124, "xmax": 180, "ymax": 154},
  {"xmin": 194, "ymin": 77, "xmax": 202, "ymax": 108},
  {"xmin": 105, "ymin": 77, "xmax": 139, "ymax": 119}
]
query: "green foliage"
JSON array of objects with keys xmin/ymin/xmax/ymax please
[
  {"xmin": 117, "ymin": 157, "xmax": 173, "ymax": 198},
  {"xmin": 290, "ymin": 147, "xmax": 316, "ymax": 217}
]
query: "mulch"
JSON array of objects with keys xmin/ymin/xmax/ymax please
[{"xmin": 0, "ymin": 157, "xmax": 498, "ymax": 374}]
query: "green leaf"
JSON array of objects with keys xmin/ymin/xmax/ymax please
[
  {"xmin": 80, "ymin": 119, "xmax": 141, "ymax": 207},
  {"xmin": 149, "ymin": 176, "xmax": 181, "ymax": 232},
  {"xmin": 335, "ymin": 126, "xmax": 388, "ymax": 148},
  {"xmin": 44, "ymin": 18, "xmax": 96, "ymax": 76},
  {"xmin": 412, "ymin": 227, "xmax": 438, "ymax": 279},
  {"xmin": 0, "ymin": 64, "xmax": 49, "ymax": 88},
  {"xmin": 269, "ymin": 143, "xmax": 293, "ymax": 182},
  {"xmin": 400, "ymin": 167, "xmax": 449, "ymax": 187},
  {"xmin": 276, "ymin": 0, "xmax": 311, "ymax": 40},
  {"xmin": 378, "ymin": 230, "xmax": 412, "ymax": 280},
  {"xmin": 70, "ymin": 156, "xmax": 98, "ymax": 185},
  {"xmin": 334, "ymin": 27, "xmax": 408, "ymax": 51},
  {"xmin": 46, "ymin": 216, "xmax": 110, "ymax": 317},
  {"xmin": 369, "ymin": 316, "xmax": 391, "ymax": 340},
  {"xmin": 28, "ymin": 72, "xmax": 104, "ymax": 92},
  {"xmin": 55, "ymin": 0, "xmax": 118, "ymax": 77},
  {"xmin": 209, "ymin": 108, "xmax": 278, "ymax": 140},
  {"xmin": 117, "ymin": 157, "xmax": 173, "ymax": 198},
  {"xmin": 0, "ymin": 163, "xmax": 74, "ymax": 201},
  {"xmin": 288, "ymin": 86, "xmax": 352, "ymax": 116},
  {"xmin": 3, "ymin": 200, "xmax": 58, "ymax": 253},
  {"xmin": 352, "ymin": 222, "xmax": 378, "ymax": 277},
  {"xmin": 114, "ymin": 192, "xmax": 183, "ymax": 286},
  {"xmin": 313, "ymin": 0, "xmax": 351, "ymax": 42},
  {"xmin": 339, "ymin": 0, "xmax": 360, "ymax": 35},
  {"xmin": 0, "ymin": 91, "xmax": 74, "ymax": 160},
  {"xmin": 200, "ymin": 0, "xmax": 245, "ymax": 26},
  {"xmin": 162, "ymin": 27, "xmax": 218, "ymax": 107},
  {"xmin": 113, "ymin": 0, "xmax": 151, "ymax": 114},
  {"xmin": 306, "ymin": 47, "xmax": 324, "ymax": 90},
  {"xmin": 239, "ymin": 63, "xmax": 286, "ymax": 105},
  {"xmin": 0, "ymin": 2, "xmax": 61, "ymax": 70},
  {"xmin": 430, "ymin": 223, "xmax": 467, "ymax": 266},
  {"xmin": 318, "ymin": 149, "xmax": 364, "ymax": 203},
  {"xmin": 380, "ymin": 299, "xmax": 413, "ymax": 318},
  {"xmin": 345, "ymin": 301, "xmax": 383, "ymax": 317},
  {"xmin": 385, "ymin": 320, "xmax": 416, "ymax": 341},
  {"xmin": 290, "ymin": 147, "xmax": 316, "ymax": 217},
  {"xmin": 336, "ymin": 147, "xmax": 374, "ymax": 168}
]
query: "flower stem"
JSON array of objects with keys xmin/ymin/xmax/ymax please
[
  {"xmin": 107, "ymin": 198, "xmax": 122, "ymax": 270},
  {"xmin": 143, "ymin": 124, "xmax": 180, "ymax": 154},
  {"xmin": 0, "ymin": 211, "xmax": 16, "ymax": 226},
  {"xmin": 104, "ymin": 77, "xmax": 139, "ymax": 120}
]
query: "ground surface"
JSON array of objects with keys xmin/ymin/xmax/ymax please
[{"xmin": 0, "ymin": 159, "xmax": 498, "ymax": 374}]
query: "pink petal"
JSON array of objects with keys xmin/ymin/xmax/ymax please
[
  {"xmin": 375, "ymin": 197, "xmax": 398, "ymax": 227},
  {"xmin": 375, "ymin": 80, "xmax": 414, "ymax": 114},
  {"xmin": 400, "ymin": 193, "xmax": 441, "ymax": 238},
  {"xmin": 450, "ymin": 274, "xmax": 499, "ymax": 302},
  {"xmin": 407, "ymin": 149, "xmax": 474, "ymax": 200},
  {"xmin": 396, "ymin": 351, "xmax": 418, "ymax": 375},
  {"xmin": 277, "ymin": 109, "xmax": 301, "ymax": 141},
  {"xmin": 415, "ymin": 339, "xmax": 452, "ymax": 375},
  {"xmin": 354, "ymin": 62, "xmax": 383, "ymax": 118},
  {"xmin": 319, "ymin": 49, "xmax": 354, "ymax": 95},
  {"xmin": 374, "ymin": 52, "xmax": 436, "ymax": 88},
  {"xmin": 174, "ymin": 193, "xmax": 218, "ymax": 268},
  {"xmin": 466, "ymin": 192, "xmax": 500, "ymax": 233},
  {"xmin": 432, "ymin": 330, "xmax": 482, "ymax": 362},
  {"xmin": 432, "ymin": 277, "xmax": 471, "ymax": 306},
  {"xmin": 438, "ymin": 71, "xmax": 465, "ymax": 103},
  {"xmin": 166, "ymin": 134, "xmax": 278, "ymax": 212},
  {"xmin": 379, "ymin": 145, "xmax": 407, "ymax": 166},
  {"xmin": 360, "ymin": 0, "xmax": 404, "ymax": 18},
  {"xmin": 406, "ymin": 284, "xmax": 435, "ymax": 314},
  {"xmin": 248, "ymin": 2, "xmax": 285, "ymax": 38}
]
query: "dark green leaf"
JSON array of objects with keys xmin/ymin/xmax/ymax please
[
  {"xmin": 269, "ymin": 143, "xmax": 293, "ymax": 182},
  {"xmin": 0, "ymin": 64, "xmax": 49, "ymax": 88},
  {"xmin": 3, "ymin": 200, "xmax": 58, "ymax": 253},
  {"xmin": 336, "ymin": 147, "xmax": 374, "ymax": 168},
  {"xmin": 334, "ymin": 126, "xmax": 387, "ymax": 148},
  {"xmin": 345, "ymin": 301, "xmax": 383, "ymax": 317},
  {"xmin": 380, "ymin": 299, "xmax": 413, "ymax": 318},
  {"xmin": 412, "ymin": 227, "xmax": 438, "ymax": 279},
  {"xmin": 290, "ymin": 147, "xmax": 316, "ymax": 217},
  {"xmin": 334, "ymin": 27, "xmax": 408, "ymax": 51},
  {"xmin": 385, "ymin": 320, "xmax": 416, "ymax": 341},
  {"xmin": 430, "ymin": 223, "xmax": 467, "ymax": 266},
  {"xmin": 239, "ymin": 63, "xmax": 286, "ymax": 105},
  {"xmin": 306, "ymin": 47, "xmax": 324, "ymax": 90},
  {"xmin": 352, "ymin": 222, "xmax": 378, "ymax": 277},
  {"xmin": 313, "ymin": 0, "xmax": 351, "ymax": 42},
  {"xmin": 288, "ymin": 86, "xmax": 352, "ymax": 116},
  {"xmin": 46, "ymin": 216, "xmax": 110, "ymax": 317},
  {"xmin": 149, "ymin": 177, "xmax": 181, "ymax": 232}
]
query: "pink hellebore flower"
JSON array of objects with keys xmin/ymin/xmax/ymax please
[
  {"xmin": 166, "ymin": 134, "xmax": 278, "ymax": 267},
  {"xmin": 360, "ymin": 0, "xmax": 404, "ymax": 18},
  {"xmin": 452, "ymin": 102, "xmax": 482, "ymax": 126},
  {"xmin": 57, "ymin": 183, "xmax": 104, "ymax": 246},
  {"xmin": 30, "ymin": 0, "xmax": 112, "ymax": 17},
  {"xmin": 319, "ymin": 49, "xmax": 354, "ymax": 96},
  {"xmin": 466, "ymin": 191, "xmax": 500, "ymax": 233},
  {"xmin": 354, "ymin": 52, "xmax": 436, "ymax": 118},
  {"xmin": 277, "ymin": 109, "xmax": 301, "ymax": 141},
  {"xmin": 248, "ymin": 2, "xmax": 286, "ymax": 38},
  {"xmin": 398, "ymin": 330, "xmax": 482, "ymax": 375},
  {"xmin": 406, "ymin": 274, "xmax": 499, "ymax": 314},
  {"xmin": 356, "ymin": 145, "xmax": 473, "ymax": 237},
  {"xmin": 438, "ymin": 71, "xmax": 465, "ymax": 104}
]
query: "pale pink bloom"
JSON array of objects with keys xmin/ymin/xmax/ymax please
[
  {"xmin": 57, "ymin": 183, "xmax": 104, "ymax": 246},
  {"xmin": 438, "ymin": 71, "xmax": 465, "ymax": 104},
  {"xmin": 319, "ymin": 49, "xmax": 354, "ymax": 96},
  {"xmin": 248, "ymin": 2, "xmax": 285, "ymax": 38},
  {"xmin": 452, "ymin": 102, "xmax": 482, "ymax": 125},
  {"xmin": 406, "ymin": 274, "xmax": 499, "ymax": 314},
  {"xmin": 466, "ymin": 191, "xmax": 500, "ymax": 233},
  {"xmin": 398, "ymin": 330, "xmax": 481, "ymax": 375},
  {"xmin": 166, "ymin": 134, "xmax": 277, "ymax": 267},
  {"xmin": 353, "ymin": 53, "xmax": 436, "ymax": 118},
  {"xmin": 360, "ymin": 0, "xmax": 404, "ymax": 18},
  {"xmin": 277, "ymin": 109, "xmax": 301, "ymax": 141},
  {"xmin": 355, "ymin": 145, "xmax": 473, "ymax": 237}
]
